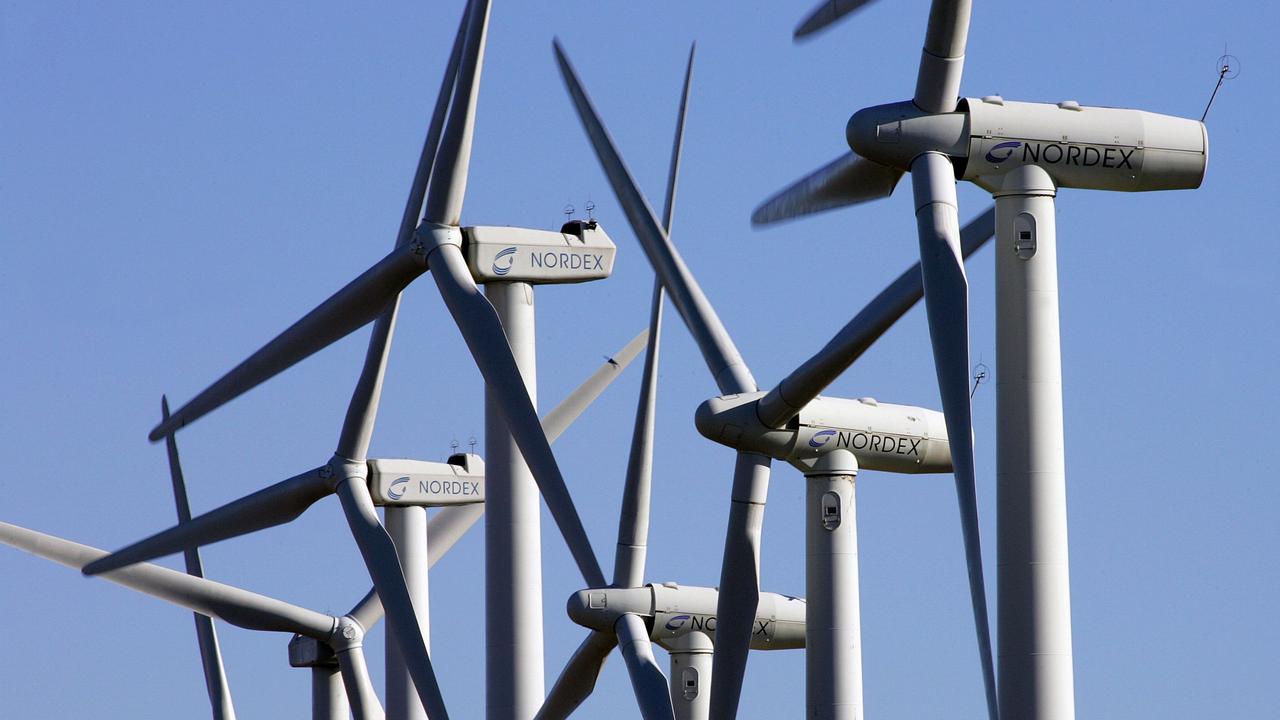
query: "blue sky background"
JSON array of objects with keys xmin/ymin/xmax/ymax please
[{"xmin": 2, "ymin": 1, "xmax": 1276, "ymax": 717}]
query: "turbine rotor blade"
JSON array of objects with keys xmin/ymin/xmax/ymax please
[
  {"xmin": 84, "ymin": 466, "xmax": 331, "ymax": 576},
  {"xmin": 794, "ymin": 0, "xmax": 880, "ymax": 40},
  {"xmin": 553, "ymin": 39, "xmax": 755, "ymax": 397},
  {"xmin": 428, "ymin": 240, "xmax": 605, "ymax": 588},
  {"xmin": 540, "ymin": 328, "xmax": 650, "ymax": 444},
  {"xmin": 615, "ymin": 614, "xmax": 676, "ymax": 720},
  {"xmin": 614, "ymin": 44, "xmax": 690, "ymax": 589},
  {"xmin": 423, "ymin": 0, "xmax": 491, "ymax": 227},
  {"xmin": 335, "ymin": 643, "xmax": 387, "ymax": 720},
  {"xmin": 709, "ymin": 452, "xmax": 772, "ymax": 720},
  {"xmin": 348, "ymin": 587, "xmax": 383, "ymax": 634},
  {"xmin": 755, "ymin": 206, "xmax": 995, "ymax": 428},
  {"xmin": 659, "ymin": 43, "xmax": 695, "ymax": 233},
  {"xmin": 161, "ymin": 397, "xmax": 237, "ymax": 720},
  {"xmin": 751, "ymin": 151, "xmax": 902, "ymax": 226},
  {"xmin": 428, "ymin": 504, "xmax": 485, "ymax": 570},
  {"xmin": 0, "ymin": 521, "xmax": 334, "ymax": 638},
  {"xmin": 150, "ymin": 243, "xmax": 427, "ymax": 441},
  {"xmin": 335, "ymin": 477, "xmax": 449, "ymax": 720},
  {"xmin": 535, "ymin": 631, "xmax": 617, "ymax": 720},
  {"xmin": 911, "ymin": 152, "xmax": 997, "ymax": 720},
  {"xmin": 334, "ymin": 0, "xmax": 472, "ymax": 465},
  {"xmin": 394, "ymin": 0, "xmax": 469, "ymax": 248},
  {"xmin": 613, "ymin": 284, "xmax": 662, "ymax": 589},
  {"xmin": 914, "ymin": 0, "xmax": 972, "ymax": 113},
  {"xmin": 336, "ymin": 305, "xmax": 401, "ymax": 462}
]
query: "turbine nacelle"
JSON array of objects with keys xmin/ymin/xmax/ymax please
[
  {"xmin": 367, "ymin": 453, "xmax": 485, "ymax": 506},
  {"xmin": 846, "ymin": 97, "xmax": 1207, "ymax": 194},
  {"xmin": 464, "ymin": 220, "xmax": 616, "ymax": 284},
  {"xmin": 695, "ymin": 391, "xmax": 952, "ymax": 474},
  {"xmin": 566, "ymin": 583, "xmax": 806, "ymax": 651}
]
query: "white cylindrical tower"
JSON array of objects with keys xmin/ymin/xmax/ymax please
[
  {"xmin": 994, "ymin": 164, "xmax": 1076, "ymax": 720},
  {"xmin": 485, "ymin": 280, "xmax": 545, "ymax": 719},
  {"xmin": 386, "ymin": 505, "xmax": 430, "ymax": 720},
  {"xmin": 804, "ymin": 449, "xmax": 862, "ymax": 720},
  {"xmin": 668, "ymin": 630, "xmax": 713, "ymax": 720}
]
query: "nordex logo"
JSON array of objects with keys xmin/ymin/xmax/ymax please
[
  {"xmin": 665, "ymin": 615, "xmax": 691, "ymax": 631},
  {"xmin": 809, "ymin": 429, "xmax": 837, "ymax": 449},
  {"xmin": 492, "ymin": 246, "xmax": 516, "ymax": 276},
  {"xmin": 388, "ymin": 477, "xmax": 409, "ymax": 501},
  {"xmin": 985, "ymin": 141, "xmax": 1022, "ymax": 163}
]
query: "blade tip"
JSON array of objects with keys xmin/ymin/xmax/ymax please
[{"xmin": 749, "ymin": 205, "xmax": 776, "ymax": 226}]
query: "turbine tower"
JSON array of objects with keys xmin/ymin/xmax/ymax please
[{"xmin": 756, "ymin": 2, "xmax": 1209, "ymax": 718}]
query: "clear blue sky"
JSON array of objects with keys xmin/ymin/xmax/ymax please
[{"xmin": 2, "ymin": 1, "xmax": 1276, "ymax": 717}]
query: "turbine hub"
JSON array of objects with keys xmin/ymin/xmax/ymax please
[
  {"xmin": 847, "ymin": 101, "xmax": 969, "ymax": 172},
  {"xmin": 565, "ymin": 587, "xmax": 654, "ymax": 632}
]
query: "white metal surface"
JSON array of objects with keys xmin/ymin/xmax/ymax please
[
  {"xmin": 695, "ymin": 391, "xmax": 951, "ymax": 474},
  {"xmin": 994, "ymin": 165, "xmax": 1076, "ymax": 720},
  {"xmin": 386, "ymin": 505, "xmax": 430, "ymax": 720},
  {"xmin": 369, "ymin": 455, "xmax": 486, "ymax": 506},
  {"xmin": 667, "ymin": 631, "xmax": 713, "ymax": 720},
  {"xmin": 965, "ymin": 99, "xmax": 1207, "ymax": 192},
  {"xmin": 805, "ymin": 450, "xmax": 862, "ymax": 720},
  {"xmin": 465, "ymin": 222, "xmax": 616, "ymax": 285},
  {"xmin": 486, "ymin": 280, "xmax": 545, "ymax": 720},
  {"xmin": 312, "ymin": 666, "xmax": 350, "ymax": 720}
]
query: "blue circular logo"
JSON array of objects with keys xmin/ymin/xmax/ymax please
[
  {"xmin": 492, "ymin": 246, "xmax": 516, "ymax": 276},
  {"xmin": 664, "ymin": 615, "xmax": 690, "ymax": 631},
  {"xmin": 809, "ymin": 429, "xmax": 837, "ymax": 449},
  {"xmin": 985, "ymin": 141, "xmax": 1021, "ymax": 164},
  {"xmin": 388, "ymin": 477, "xmax": 409, "ymax": 501}
]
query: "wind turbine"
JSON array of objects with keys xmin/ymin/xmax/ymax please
[
  {"xmin": 755, "ymin": 2, "xmax": 1208, "ymax": 718},
  {"xmin": 554, "ymin": 40, "xmax": 1000, "ymax": 720},
  {"xmin": 81, "ymin": 2, "xmax": 620, "ymax": 718}
]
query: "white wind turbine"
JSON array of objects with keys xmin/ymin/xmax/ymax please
[
  {"xmin": 554, "ymin": 40, "xmax": 1003, "ymax": 720},
  {"xmin": 755, "ymin": 2, "xmax": 1209, "ymax": 718}
]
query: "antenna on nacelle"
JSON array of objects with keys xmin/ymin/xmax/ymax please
[
  {"xmin": 1201, "ymin": 51, "xmax": 1239, "ymax": 122},
  {"xmin": 970, "ymin": 361, "xmax": 989, "ymax": 399}
]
